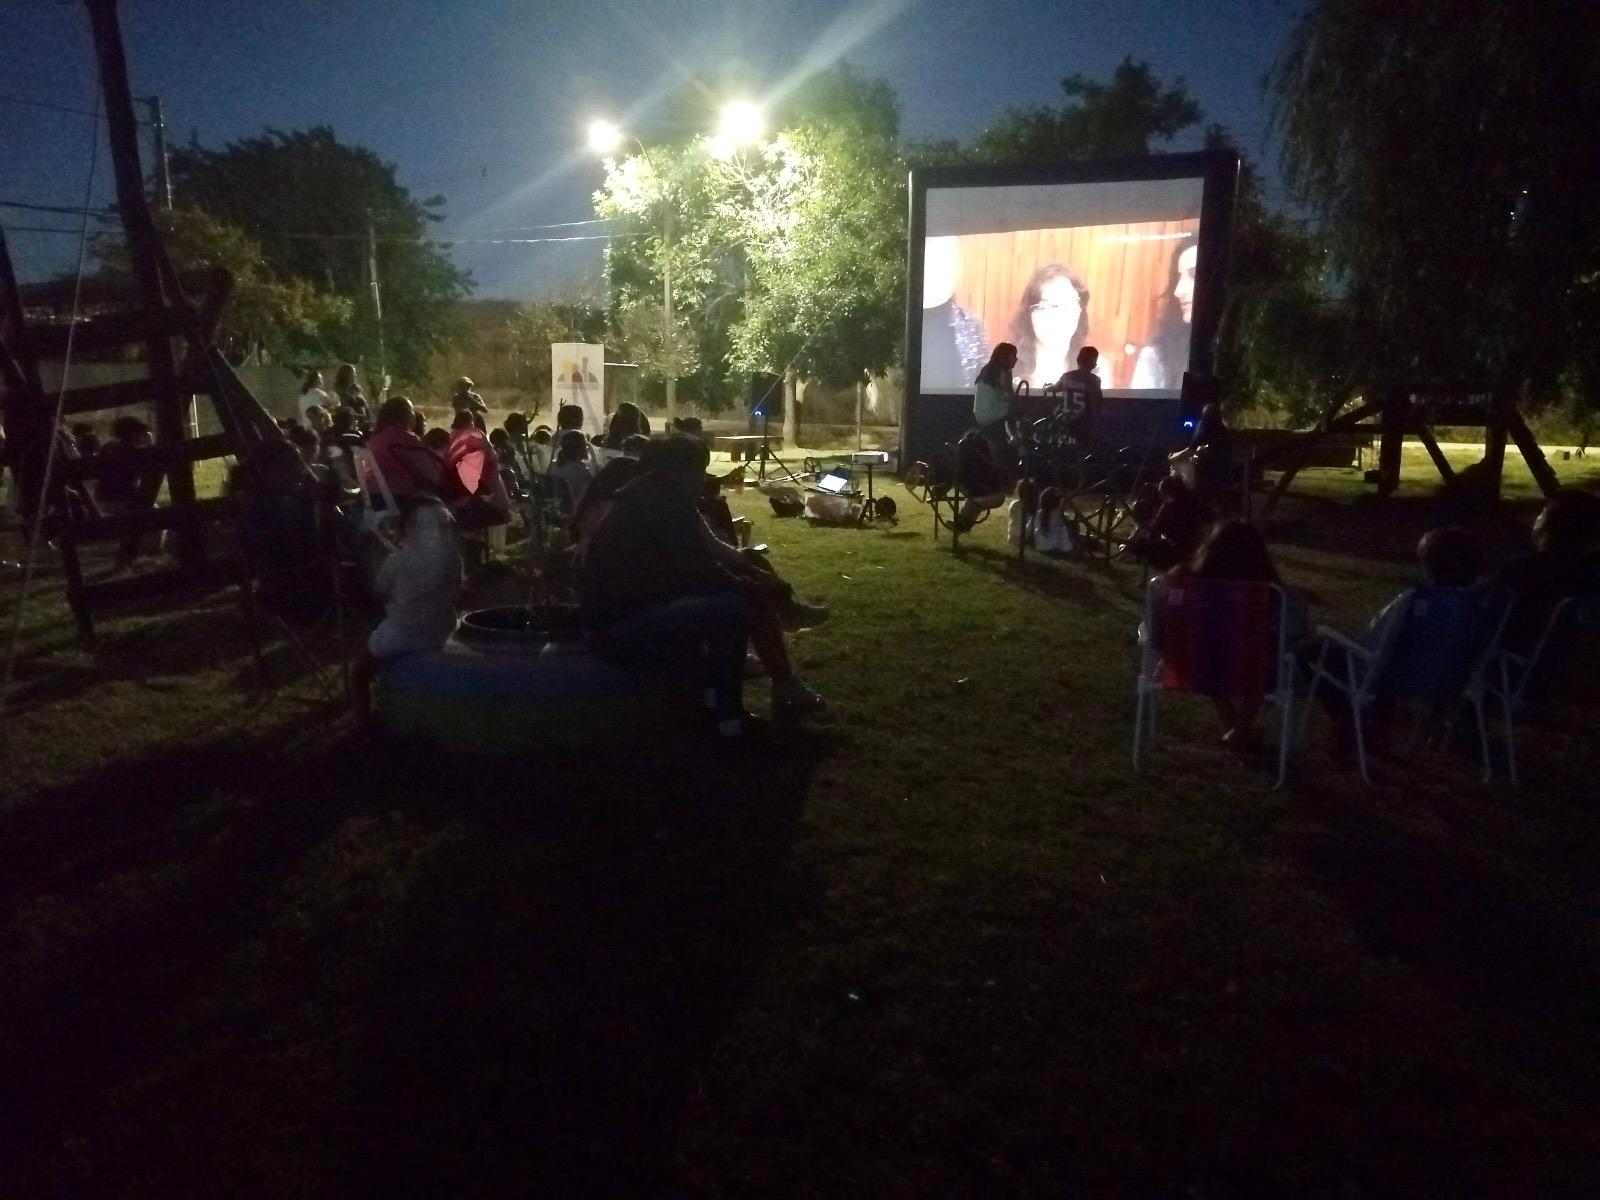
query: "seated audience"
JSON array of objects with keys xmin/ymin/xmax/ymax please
[
  {"xmin": 1302, "ymin": 525, "xmax": 1485, "ymax": 757},
  {"xmin": 364, "ymin": 394, "xmax": 459, "ymax": 507},
  {"xmin": 953, "ymin": 428, "xmax": 1012, "ymax": 532},
  {"xmin": 446, "ymin": 409, "xmax": 513, "ymax": 531},
  {"xmin": 570, "ymin": 454, "xmax": 645, "ymax": 543},
  {"xmin": 602, "ymin": 401, "xmax": 652, "ymax": 449},
  {"xmin": 1133, "ymin": 474, "xmax": 1212, "ymax": 569},
  {"xmin": 70, "ymin": 422, "xmax": 100, "ymax": 458},
  {"xmin": 1032, "ymin": 486, "xmax": 1075, "ymax": 556},
  {"xmin": 490, "ymin": 428, "xmax": 530, "ymax": 495},
  {"xmin": 1008, "ymin": 478, "xmax": 1039, "ymax": 548},
  {"xmin": 1488, "ymin": 488, "xmax": 1600, "ymax": 653},
  {"xmin": 1166, "ymin": 520, "xmax": 1289, "ymax": 747},
  {"xmin": 349, "ymin": 494, "xmax": 463, "ymax": 732},
  {"xmin": 579, "ymin": 435, "xmax": 826, "ymax": 737},
  {"xmin": 550, "ymin": 429, "xmax": 594, "ymax": 515},
  {"xmin": 422, "ymin": 428, "xmax": 451, "ymax": 454}
]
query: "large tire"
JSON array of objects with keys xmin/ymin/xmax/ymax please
[{"xmin": 374, "ymin": 608, "xmax": 679, "ymax": 755}]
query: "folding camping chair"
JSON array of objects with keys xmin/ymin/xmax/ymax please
[
  {"xmin": 1465, "ymin": 592, "xmax": 1600, "ymax": 788},
  {"xmin": 1133, "ymin": 576, "xmax": 1299, "ymax": 787},
  {"xmin": 1300, "ymin": 586, "xmax": 1511, "ymax": 785}
]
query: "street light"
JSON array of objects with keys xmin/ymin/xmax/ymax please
[
  {"xmin": 589, "ymin": 102, "xmax": 766, "ymax": 420},
  {"xmin": 586, "ymin": 118, "xmax": 622, "ymax": 156}
]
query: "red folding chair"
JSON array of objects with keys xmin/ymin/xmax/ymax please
[{"xmin": 1133, "ymin": 576, "xmax": 1298, "ymax": 786}]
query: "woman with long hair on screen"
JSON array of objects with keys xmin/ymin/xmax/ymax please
[
  {"xmin": 1131, "ymin": 240, "xmax": 1197, "ymax": 390},
  {"xmin": 1009, "ymin": 263, "xmax": 1091, "ymax": 391}
]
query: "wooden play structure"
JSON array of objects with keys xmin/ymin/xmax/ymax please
[
  {"xmin": 0, "ymin": 0, "xmax": 283, "ymax": 634},
  {"xmin": 1262, "ymin": 383, "xmax": 1560, "ymax": 512}
]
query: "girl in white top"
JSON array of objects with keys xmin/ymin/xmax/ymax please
[
  {"xmin": 298, "ymin": 368, "xmax": 332, "ymax": 424},
  {"xmin": 1007, "ymin": 478, "xmax": 1039, "ymax": 548},
  {"xmin": 1031, "ymin": 486, "xmax": 1076, "ymax": 556}
]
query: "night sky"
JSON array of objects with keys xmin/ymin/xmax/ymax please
[{"xmin": 2, "ymin": 0, "xmax": 1304, "ymax": 298}]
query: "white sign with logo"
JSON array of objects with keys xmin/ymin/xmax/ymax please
[{"xmin": 551, "ymin": 343, "xmax": 605, "ymax": 432}]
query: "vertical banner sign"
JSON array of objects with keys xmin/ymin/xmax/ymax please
[{"xmin": 551, "ymin": 343, "xmax": 606, "ymax": 432}]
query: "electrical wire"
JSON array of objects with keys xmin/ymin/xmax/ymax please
[
  {"xmin": 3, "ymin": 92, "xmax": 103, "ymax": 703},
  {"xmin": 0, "ymin": 198, "xmax": 118, "ymax": 219}
]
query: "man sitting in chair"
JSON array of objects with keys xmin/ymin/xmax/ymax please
[{"xmin": 579, "ymin": 434, "xmax": 826, "ymax": 738}]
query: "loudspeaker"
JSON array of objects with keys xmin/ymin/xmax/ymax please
[{"xmin": 748, "ymin": 372, "xmax": 783, "ymax": 419}]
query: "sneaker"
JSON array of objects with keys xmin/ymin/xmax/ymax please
[
  {"xmin": 780, "ymin": 599, "xmax": 830, "ymax": 631},
  {"xmin": 771, "ymin": 676, "xmax": 826, "ymax": 717}
]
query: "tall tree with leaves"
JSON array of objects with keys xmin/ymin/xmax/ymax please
[
  {"xmin": 723, "ymin": 122, "xmax": 905, "ymax": 444},
  {"xmin": 1272, "ymin": 0, "xmax": 1600, "ymax": 409},
  {"xmin": 972, "ymin": 57, "xmax": 1202, "ymax": 163},
  {"xmin": 167, "ymin": 127, "xmax": 472, "ymax": 386},
  {"xmin": 92, "ymin": 206, "xmax": 351, "ymax": 364}
]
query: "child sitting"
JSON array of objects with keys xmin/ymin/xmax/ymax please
[
  {"xmin": 1032, "ymin": 486, "xmax": 1076, "ymax": 556},
  {"xmin": 1008, "ymin": 479, "xmax": 1039, "ymax": 548},
  {"xmin": 1301, "ymin": 525, "xmax": 1486, "ymax": 757}
]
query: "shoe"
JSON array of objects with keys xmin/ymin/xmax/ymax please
[
  {"xmin": 780, "ymin": 599, "xmax": 830, "ymax": 631},
  {"xmin": 772, "ymin": 676, "xmax": 826, "ymax": 717}
]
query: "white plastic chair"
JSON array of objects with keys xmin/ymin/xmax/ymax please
[
  {"xmin": 1465, "ymin": 594, "xmax": 1600, "ymax": 787},
  {"xmin": 351, "ymin": 445, "xmax": 399, "ymax": 534},
  {"xmin": 1300, "ymin": 587, "xmax": 1510, "ymax": 785}
]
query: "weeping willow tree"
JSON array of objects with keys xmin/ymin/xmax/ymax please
[{"xmin": 1269, "ymin": 0, "xmax": 1600, "ymax": 415}]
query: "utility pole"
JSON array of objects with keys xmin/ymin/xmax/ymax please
[
  {"xmin": 140, "ymin": 94, "xmax": 172, "ymax": 209},
  {"xmin": 366, "ymin": 208, "xmax": 387, "ymax": 398},
  {"xmin": 661, "ymin": 207, "xmax": 675, "ymax": 421}
]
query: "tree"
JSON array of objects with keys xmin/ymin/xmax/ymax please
[
  {"xmin": 722, "ymin": 122, "xmax": 905, "ymax": 443},
  {"xmin": 167, "ymin": 127, "xmax": 472, "ymax": 386},
  {"xmin": 1271, "ymin": 0, "xmax": 1600, "ymax": 406},
  {"xmin": 91, "ymin": 206, "xmax": 351, "ymax": 363},
  {"xmin": 593, "ymin": 65, "xmax": 907, "ymax": 418},
  {"xmin": 973, "ymin": 57, "xmax": 1202, "ymax": 163}
]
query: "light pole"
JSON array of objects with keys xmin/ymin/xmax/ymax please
[{"xmin": 587, "ymin": 103, "xmax": 763, "ymax": 423}]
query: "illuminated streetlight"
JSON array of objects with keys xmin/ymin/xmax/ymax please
[
  {"xmin": 716, "ymin": 99, "xmax": 765, "ymax": 148},
  {"xmin": 587, "ymin": 118, "xmax": 622, "ymax": 156}
]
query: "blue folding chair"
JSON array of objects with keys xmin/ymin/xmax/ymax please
[{"xmin": 1300, "ymin": 587, "xmax": 1510, "ymax": 784}]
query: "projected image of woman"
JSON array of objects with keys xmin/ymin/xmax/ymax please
[
  {"xmin": 1131, "ymin": 240, "xmax": 1196, "ymax": 390},
  {"xmin": 1010, "ymin": 264, "xmax": 1091, "ymax": 391}
]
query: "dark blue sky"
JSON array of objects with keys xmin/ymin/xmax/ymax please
[{"xmin": 2, "ymin": 0, "xmax": 1303, "ymax": 298}]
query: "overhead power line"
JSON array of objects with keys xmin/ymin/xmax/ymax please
[
  {"xmin": 0, "ymin": 91, "xmax": 152, "ymax": 125},
  {"xmin": 0, "ymin": 198, "xmax": 118, "ymax": 219}
]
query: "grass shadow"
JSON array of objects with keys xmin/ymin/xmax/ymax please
[
  {"xmin": 953, "ymin": 543, "xmax": 1109, "ymax": 610},
  {"xmin": 0, "ymin": 713, "xmax": 829, "ymax": 1197}
]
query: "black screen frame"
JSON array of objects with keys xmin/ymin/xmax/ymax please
[{"xmin": 901, "ymin": 150, "xmax": 1240, "ymax": 467}]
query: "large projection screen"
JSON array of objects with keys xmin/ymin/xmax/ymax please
[{"xmin": 902, "ymin": 152, "xmax": 1238, "ymax": 467}]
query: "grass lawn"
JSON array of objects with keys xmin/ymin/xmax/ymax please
[{"xmin": 2, "ymin": 455, "xmax": 1599, "ymax": 1197}]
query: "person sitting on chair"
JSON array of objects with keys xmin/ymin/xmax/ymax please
[
  {"xmin": 550, "ymin": 429, "xmax": 595, "ymax": 516},
  {"xmin": 1301, "ymin": 526, "xmax": 1484, "ymax": 758},
  {"xmin": 1051, "ymin": 345, "xmax": 1102, "ymax": 446},
  {"xmin": 1166, "ymin": 520, "xmax": 1290, "ymax": 748},
  {"xmin": 974, "ymin": 342, "xmax": 1018, "ymax": 454},
  {"xmin": 1488, "ymin": 488, "xmax": 1600, "ymax": 654},
  {"xmin": 349, "ymin": 493, "xmax": 463, "ymax": 734},
  {"xmin": 446, "ymin": 409, "xmax": 513, "ymax": 532},
  {"xmin": 953, "ymin": 428, "xmax": 1012, "ymax": 532},
  {"xmin": 580, "ymin": 435, "xmax": 826, "ymax": 737},
  {"xmin": 1129, "ymin": 474, "xmax": 1212, "ymax": 569},
  {"xmin": 602, "ymin": 401, "xmax": 652, "ymax": 449},
  {"xmin": 365, "ymin": 394, "xmax": 455, "ymax": 506}
]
